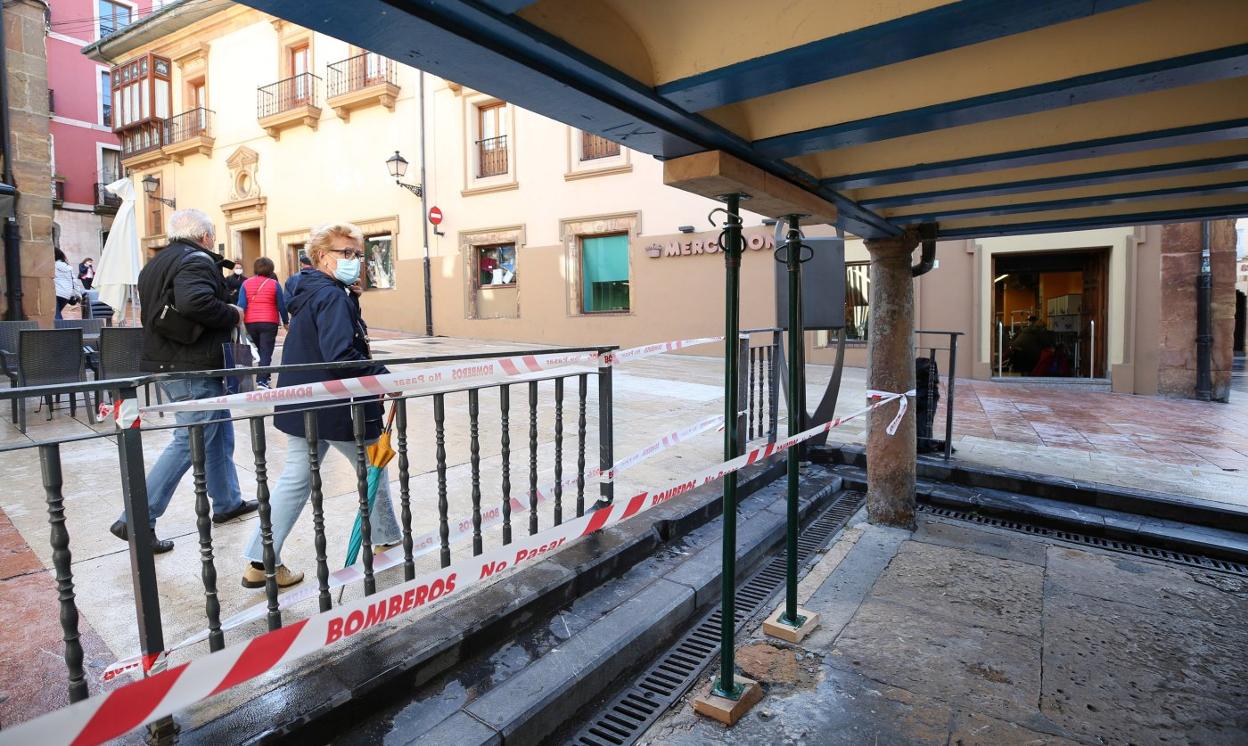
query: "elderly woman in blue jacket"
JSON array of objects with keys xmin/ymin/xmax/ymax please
[{"xmin": 241, "ymin": 222, "xmax": 400, "ymax": 588}]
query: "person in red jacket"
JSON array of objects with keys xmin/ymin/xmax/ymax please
[{"xmin": 237, "ymin": 257, "xmax": 289, "ymax": 388}]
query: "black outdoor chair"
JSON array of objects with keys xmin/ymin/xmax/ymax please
[
  {"xmin": 57, "ymin": 318, "xmax": 108, "ymax": 373},
  {"xmin": 55, "ymin": 318, "xmax": 107, "ymax": 336},
  {"xmin": 95, "ymin": 326, "xmax": 162, "ymax": 414},
  {"xmin": 16, "ymin": 328, "xmax": 94, "ymax": 433},
  {"xmin": 0, "ymin": 320, "xmax": 39, "ymax": 425}
]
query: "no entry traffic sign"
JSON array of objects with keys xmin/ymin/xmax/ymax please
[{"xmin": 428, "ymin": 206, "xmax": 443, "ymax": 225}]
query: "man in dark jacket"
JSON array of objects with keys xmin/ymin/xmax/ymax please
[
  {"xmin": 283, "ymin": 253, "xmax": 312, "ymax": 303},
  {"xmin": 112, "ymin": 208, "xmax": 257, "ymax": 553}
]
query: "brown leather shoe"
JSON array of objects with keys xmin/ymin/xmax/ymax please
[{"xmin": 241, "ymin": 564, "xmax": 304, "ymax": 589}]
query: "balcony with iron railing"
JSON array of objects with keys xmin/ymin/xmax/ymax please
[
  {"xmin": 94, "ymin": 182, "xmax": 122, "ymax": 214},
  {"xmin": 119, "ymin": 122, "xmax": 166, "ymax": 167},
  {"xmin": 257, "ymin": 73, "xmax": 322, "ymax": 139},
  {"xmin": 326, "ymin": 52, "xmax": 400, "ymax": 122},
  {"xmin": 477, "ymin": 135, "xmax": 509, "ymax": 178},
  {"xmin": 163, "ymin": 107, "xmax": 215, "ymax": 162}
]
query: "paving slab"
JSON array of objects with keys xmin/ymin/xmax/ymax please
[
  {"xmin": 866, "ymin": 541, "xmax": 1045, "ymax": 639},
  {"xmin": 641, "ymin": 512, "xmax": 1248, "ymax": 744}
]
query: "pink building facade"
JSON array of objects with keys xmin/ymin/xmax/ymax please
[{"xmin": 48, "ymin": 0, "xmax": 151, "ymax": 266}]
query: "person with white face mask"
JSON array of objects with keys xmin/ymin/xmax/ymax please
[
  {"xmin": 224, "ymin": 258, "xmax": 246, "ymax": 304},
  {"xmin": 239, "ymin": 222, "xmax": 399, "ymax": 588}
]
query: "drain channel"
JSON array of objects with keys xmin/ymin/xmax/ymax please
[
  {"xmin": 571, "ymin": 491, "xmax": 864, "ymax": 746},
  {"xmin": 918, "ymin": 504, "xmax": 1248, "ymax": 577}
]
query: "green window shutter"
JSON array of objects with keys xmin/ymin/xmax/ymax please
[{"xmin": 582, "ymin": 234, "xmax": 630, "ymax": 312}]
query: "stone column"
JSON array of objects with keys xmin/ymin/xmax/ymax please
[
  {"xmin": 864, "ymin": 232, "xmax": 919, "ymax": 529},
  {"xmin": 1, "ymin": 0, "xmax": 55, "ymax": 325}
]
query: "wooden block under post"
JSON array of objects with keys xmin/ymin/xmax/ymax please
[
  {"xmin": 762, "ymin": 605, "xmax": 821, "ymax": 643},
  {"xmin": 662, "ymin": 150, "xmax": 837, "ymax": 225},
  {"xmin": 691, "ymin": 675, "xmax": 764, "ymax": 726}
]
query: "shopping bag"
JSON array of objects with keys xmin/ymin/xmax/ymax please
[{"xmin": 223, "ymin": 327, "xmax": 260, "ymax": 394}]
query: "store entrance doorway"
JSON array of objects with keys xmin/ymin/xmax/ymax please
[{"xmin": 993, "ymin": 248, "xmax": 1109, "ymax": 378}]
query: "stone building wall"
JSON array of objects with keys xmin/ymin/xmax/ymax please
[
  {"xmin": 1, "ymin": 0, "xmax": 54, "ymax": 325},
  {"xmin": 1156, "ymin": 219, "xmax": 1237, "ymax": 401}
]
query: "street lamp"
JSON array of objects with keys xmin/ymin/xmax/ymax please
[
  {"xmin": 141, "ymin": 174, "xmax": 176, "ymax": 208},
  {"xmin": 386, "ymin": 150, "xmax": 422, "ymax": 197},
  {"xmin": 386, "ymin": 139, "xmax": 433, "ymax": 337}
]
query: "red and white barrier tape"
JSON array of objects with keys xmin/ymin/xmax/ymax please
[
  {"xmin": 100, "ymin": 413, "xmax": 724, "ymax": 683},
  {"xmin": 1, "ymin": 390, "xmax": 907, "ymax": 746},
  {"xmin": 866, "ymin": 388, "xmax": 916, "ymax": 435},
  {"xmin": 100, "ymin": 398, "xmax": 141, "ymax": 430},
  {"xmin": 600, "ymin": 336, "xmax": 723, "ymax": 366},
  {"xmin": 141, "ymin": 336, "xmax": 725, "ymax": 415}
]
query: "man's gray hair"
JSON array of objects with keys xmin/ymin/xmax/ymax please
[{"xmin": 166, "ymin": 208, "xmax": 217, "ymax": 246}]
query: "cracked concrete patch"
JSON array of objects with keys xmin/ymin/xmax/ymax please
[
  {"xmin": 867, "ymin": 541, "xmax": 1045, "ymax": 639},
  {"xmin": 735, "ymin": 643, "xmax": 821, "ymax": 689},
  {"xmin": 828, "ymin": 596, "xmax": 1042, "ymax": 724}
]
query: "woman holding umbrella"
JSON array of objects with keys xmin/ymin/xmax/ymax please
[{"xmin": 240, "ymin": 222, "xmax": 401, "ymax": 588}]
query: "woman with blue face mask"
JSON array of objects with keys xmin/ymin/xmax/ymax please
[{"xmin": 240, "ymin": 222, "xmax": 401, "ymax": 589}]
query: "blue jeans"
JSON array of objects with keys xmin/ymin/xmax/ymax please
[
  {"xmin": 243, "ymin": 434, "xmax": 400, "ymax": 565},
  {"xmin": 117, "ymin": 378, "xmax": 245, "ymax": 529}
]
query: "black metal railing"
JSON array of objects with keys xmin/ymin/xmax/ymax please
[
  {"xmin": 165, "ymin": 107, "xmax": 213, "ymax": 144},
  {"xmin": 326, "ymin": 52, "xmax": 396, "ymax": 98},
  {"xmin": 94, "ymin": 182, "xmax": 122, "ymax": 210},
  {"xmin": 0, "ymin": 345, "xmax": 615, "ymax": 735},
  {"xmin": 52, "ymin": 180, "xmax": 65, "ymax": 205},
  {"xmin": 120, "ymin": 122, "xmax": 165, "ymax": 159},
  {"xmin": 476, "ymin": 135, "xmax": 508, "ymax": 177},
  {"xmin": 581, "ymin": 132, "xmax": 620, "ymax": 161},
  {"xmin": 257, "ymin": 72, "xmax": 322, "ymax": 119},
  {"xmin": 103, "ymin": 102, "xmax": 112, "ymax": 128},
  {"xmin": 739, "ymin": 329, "xmax": 782, "ymax": 447}
]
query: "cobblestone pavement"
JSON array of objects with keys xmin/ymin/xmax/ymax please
[
  {"xmin": 643, "ymin": 514, "xmax": 1248, "ymax": 745},
  {"xmin": 0, "ymin": 334, "xmax": 1244, "ymax": 728}
]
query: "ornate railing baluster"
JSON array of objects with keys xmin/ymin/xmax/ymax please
[
  {"xmin": 304, "ymin": 412, "xmax": 331, "ymax": 612},
  {"xmin": 528, "ymin": 380, "xmax": 539, "ymax": 535},
  {"xmin": 351, "ymin": 403, "xmax": 376, "ymax": 596},
  {"xmin": 577, "ymin": 373, "xmax": 587, "ymax": 518},
  {"xmin": 468, "ymin": 389, "xmax": 483, "ymax": 556},
  {"xmin": 189, "ymin": 425, "xmax": 223, "ymax": 651},
  {"xmin": 396, "ymin": 397, "xmax": 415, "ymax": 581},
  {"xmin": 748, "ymin": 347, "xmax": 757, "ymax": 439},
  {"xmin": 554, "ymin": 377, "xmax": 564, "ymax": 526},
  {"xmin": 500, "ymin": 384, "xmax": 512, "ymax": 545},
  {"xmin": 39, "ymin": 443, "xmax": 87, "ymax": 703},
  {"xmin": 763, "ymin": 334, "xmax": 773, "ymax": 444},
  {"xmin": 249, "ymin": 417, "xmax": 281, "ymax": 630},
  {"xmin": 756, "ymin": 345, "xmax": 764, "ymax": 440},
  {"xmin": 434, "ymin": 393, "xmax": 450, "ymax": 568}
]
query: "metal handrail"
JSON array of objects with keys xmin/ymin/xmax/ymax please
[
  {"xmin": 165, "ymin": 107, "xmax": 213, "ymax": 144},
  {"xmin": 257, "ymin": 72, "xmax": 322, "ymax": 118},
  {"xmin": 0, "ymin": 344, "xmax": 616, "ymax": 403},
  {"xmin": 9, "ymin": 342, "xmax": 620, "ymax": 731},
  {"xmin": 326, "ymin": 52, "xmax": 396, "ymax": 98},
  {"xmin": 476, "ymin": 134, "xmax": 508, "ymax": 177},
  {"xmin": 94, "ymin": 182, "xmax": 122, "ymax": 208}
]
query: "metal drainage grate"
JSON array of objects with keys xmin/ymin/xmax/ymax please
[
  {"xmin": 918, "ymin": 504, "xmax": 1248, "ymax": 577},
  {"xmin": 571, "ymin": 491, "xmax": 864, "ymax": 746}
]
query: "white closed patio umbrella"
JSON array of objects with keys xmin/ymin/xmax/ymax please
[{"xmin": 95, "ymin": 177, "xmax": 142, "ymax": 324}]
